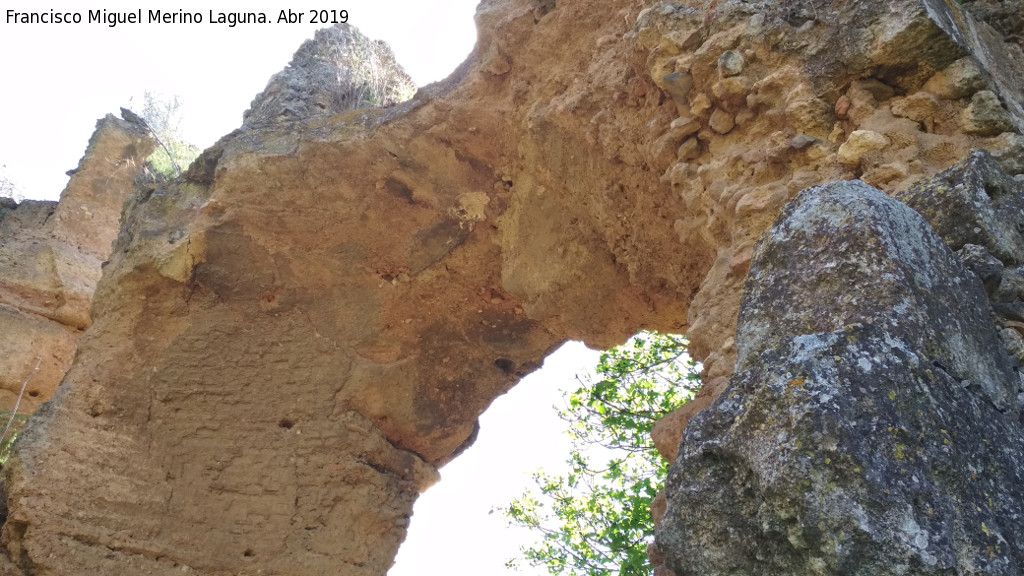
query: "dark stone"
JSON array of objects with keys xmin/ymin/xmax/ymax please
[
  {"xmin": 659, "ymin": 181, "xmax": 1024, "ymax": 576},
  {"xmin": 534, "ymin": 0, "xmax": 556, "ymax": 19},
  {"xmin": 662, "ymin": 72, "xmax": 695, "ymax": 106},
  {"xmin": 407, "ymin": 217, "xmax": 472, "ymax": 274},
  {"xmin": 957, "ymin": 243, "xmax": 1005, "ymax": 296},
  {"xmin": 897, "ymin": 150, "xmax": 1024, "ymax": 265},
  {"xmin": 740, "ymin": 180, "xmax": 1016, "ymax": 410},
  {"xmin": 183, "ymin": 130, "xmax": 237, "ymax": 185},
  {"xmin": 119, "ymin": 107, "xmax": 147, "ymax": 127},
  {"xmin": 998, "ymin": 266, "xmax": 1024, "ymax": 302},
  {"xmin": 993, "ymin": 301, "xmax": 1024, "ymax": 323},
  {"xmin": 788, "ymin": 134, "xmax": 818, "ymax": 149},
  {"xmin": 999, "ymin": 264, "xmax": 1024, "ymax": 301}
]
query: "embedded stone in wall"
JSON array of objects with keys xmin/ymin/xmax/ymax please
[{"xmin": 897, "ymin": 150, "xmax": 1024, "ymax": 265}]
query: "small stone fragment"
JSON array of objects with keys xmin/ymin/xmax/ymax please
[
  {"xmin": 734, "ymin": 183, "xmax": 788, "ymax": 217},
  {"xmin": 806, "ymin": 143, "xmax": 829, "ymax": 160},
  {"xmin": 667, "ymin": 162, "xmax": 690, "ymax": 189},
  {"xmin": 651, "ymin": 118, "xmax": 700, "ymax": 169},
  {"xmin": 843, "ymin": 81, "xmax": 881, "ymax": 124},
  {"xmin": 664, "ymin": 28, "xmax": 702, "ymax": 51},
  {"xmin": 890, "ymin": 91, "xmax": 940, "ymax": 124},
  {"xmin": 677, "ymin": 137, "xmax": 701, "ymax": 160},
  {"xmin": 788, "ymin": 134, "xmax": 817, "ymax": 149},
  {"xmin": 923, "ymin": 56, "xmax": 987, "ymax": 100},
  {"xmin": 533, "ymin": 0, "xmax": 556, "ymax": 20},
  {"xmin": 711, "ymin": 76, "xmax": 752, "ymax": 112},
  {"xmin": 961, "ymin": 90, "xmax": 1015, "ymax": 136},
  {"xmin": 862, "ymin": 162, "xmax": 909, "ymax": 187},
  {"xmin": 635, "ymin": 15, "xmax": 662, "ymax": 50},
  {"xmin": 709, "ymin": 109, "xmax": 735, "ymax": 134},
  {"xmin": 990, "ymin": 133, "xmax": 1024, "ymax": 176},
  {"xmin": 837, "ymin": 130, "xmax": 889, "ymax": 166},
  {"xmin": 997, "ymin": 266, "xmax": 1024, "ymax": 302},
  {"xmin": 858, "ymin": 78, "xmax": 895, "ymax": 102},
  {"xmin": 999, "ymin": 328, "xmax": 1024, "ymax": 365},
  {"xmin": 669, "ymin": 116, "xmax": 701, "ymax": 138},
  {"xmin": 993, "ymin": 301, "xmax": 1024, "ymax": 323},
  {"xmin": 718, "ymin": 51, "xmax": 744, "ymax": 76},
  {"xmin": 662, "ymin": 72, "xmax": 694, "ymax": 105},
  {"xmin": 827, "ymin": 123, "xmax": 845, "ymax": 144},
  {"xmin": 834, "ymin": 95, "xmax": 852, "ymax": 119},
  {"xmin": 651, "ymin": 135, "xmax": 682, "ymax": 171}
]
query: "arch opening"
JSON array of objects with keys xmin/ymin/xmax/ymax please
[{"xmin": 391, "ymin": 332, "xmax": 700, "ymax": 576}]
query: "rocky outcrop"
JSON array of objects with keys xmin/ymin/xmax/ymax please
[
  {"xmin": 243, "ymin": 24, "xmax": 416, "ymax": 127},
  {"xmin": 658, "ymin": 178, "xmax": 1024, "ymax": 575},
  {"xmin": 0, "ymin": 116, "xmax": 153, "ymax": 415},
  {"xmin": 1, "ymin": 0, "xmax": 1022, "ymax": 575}
]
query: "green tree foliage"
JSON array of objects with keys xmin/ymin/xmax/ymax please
[
  {"xmin": 500, "ymin": 332, "xmax": 701, "ymax": 576},
  {"xmin": 0, "ymin": 412, "xmax": 29, "ymax": 465},
  {"xmin": 133, "ymin": 92, "xmax": 200, "ymax": 180}
]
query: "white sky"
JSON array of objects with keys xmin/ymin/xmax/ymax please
[
  {"xmin": 0, "ymin": 4, "xmax": 607, "ymax": 575},
  {"xmin": 0, "ymin": 0, "xmax": 480, "ymax": 201}
]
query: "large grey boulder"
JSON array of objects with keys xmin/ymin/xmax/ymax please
[{"xmin": 658, "ymin": 181, "xmax": 1024, "ymax": 575}]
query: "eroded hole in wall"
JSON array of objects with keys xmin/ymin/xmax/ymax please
[
  {"xmin": 278, "ymin": 418, "xmax": 295, "ymax": 430},
  {"xmin": 390, "ymin": 333, "xmax": 700, "ymax": 576},
  {"xmin": 493, "ymin": 358, "xmax": 515, "ymax": 374}
]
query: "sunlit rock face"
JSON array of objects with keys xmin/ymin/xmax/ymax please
[
  {"xmin": 0, "ymin": 116, "xmax": 153, "ymax": 416},
  {"xmin": 1, "ymin": 0, "xmax": 1022, "ymax": 574}
]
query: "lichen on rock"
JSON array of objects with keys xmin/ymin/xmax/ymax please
[
  {"xmin": 897, "ymin": 150, "xmax": 1024, "ymax": 265},
  {"xmin": 659, "ymin": 180, "xmax": 1024, "ymax": 575}
]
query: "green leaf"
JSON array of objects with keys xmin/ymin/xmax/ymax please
[{"xmin": 498, "ymin": 332, "xmax": 701, "ymax": 576}]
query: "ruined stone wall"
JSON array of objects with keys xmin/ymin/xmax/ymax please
[
  {"xmin": 0, "ymin": 116, "xmax": 153, "ymax": 416},
  {"xmin": 0, "ymin": 0, "xmax": 1022, "ymax": 574}
]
